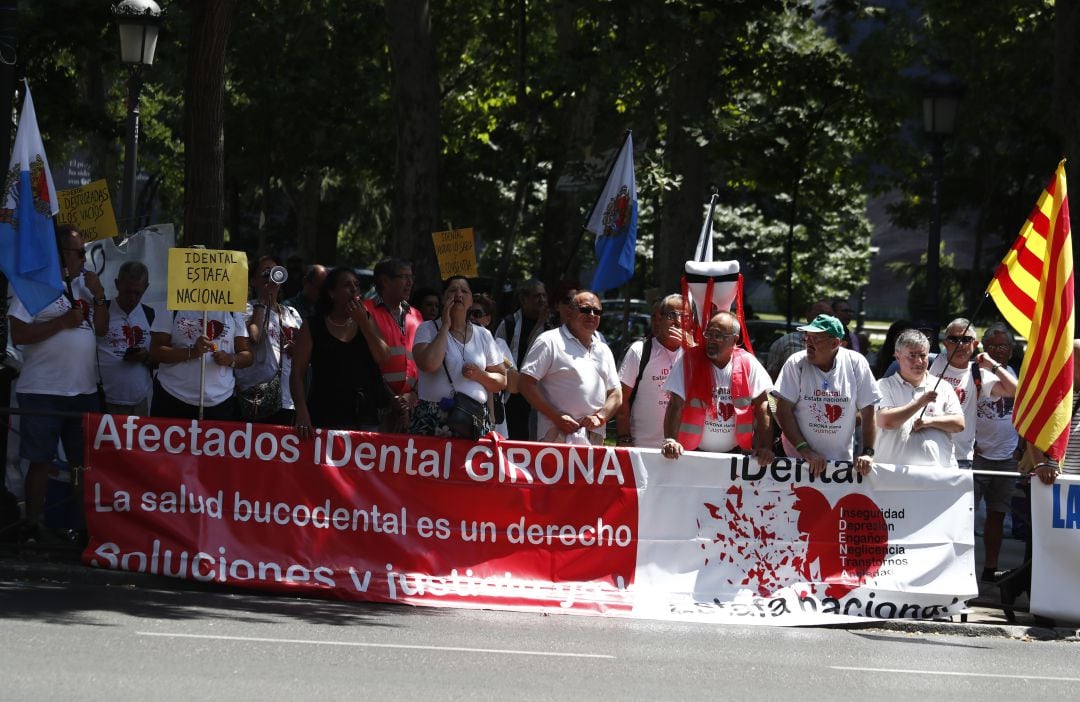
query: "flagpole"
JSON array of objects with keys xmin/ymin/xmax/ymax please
[
  {"xmin": 695, "ymin": 191, "xmax": 719, "ymax": 262},
  {"xmin": 918, "ymin": 293, "xmax": 991, "ymax": 418},
  {"xmin": 563, "ymin": 130, "xmax": 632, "ymax": 281}
]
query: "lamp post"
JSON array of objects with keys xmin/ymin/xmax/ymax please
[
  {"xmin": 112, "ymin": 0, "xmax": 163, "ymax": 235},
  {"xmin": 921, "ymin": 76, "xmax": 962, "ymax": 327}
]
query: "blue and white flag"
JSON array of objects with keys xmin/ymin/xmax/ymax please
[
  {"xmin": 586, "ymin": 132, "xmax": 637, "ymax": 292},
  {"xmin": 0, "ymin": 84, "xmax": 63, "ymax": 316}
]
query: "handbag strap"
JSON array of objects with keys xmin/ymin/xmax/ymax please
[{"xmin": 437, "ymin": 321, "xmax": 457, "ymax": 392}]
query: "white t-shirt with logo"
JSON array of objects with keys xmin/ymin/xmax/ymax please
[
  {"xmin": 10, "ymin": 279, "xmax": 98, "ymax": 396},
  {"xmin": 928, "ymin": 356, "xmax": 1000, "ymax": 462},
  {"xmin": 773, "ymin": 347, "xmax": 881, "ymax": 461},
  {"xmin": 664, "ymin": 352, "xmax": 772, "ymax": 453},
  {"xmin": 152, "ymin": 310, "xmax": 248, "ymax": 406},
  {"xmin": 618, "ymin": 338, "xmax": 681, "ymax": 449},
  {"xmin": 96, "ymin": 300, "xmax": 155, "ymax": 405},
  {"xmin": 975, "ymin": 373, "xmax": 1018, "ymax": 461},
  {"xmin": 241, "ymin": 301, "xmax": 303, "ymax": 410},
  {"xmin": 876, "ymin": 372, "xmax": 961, "ymax": 468}
]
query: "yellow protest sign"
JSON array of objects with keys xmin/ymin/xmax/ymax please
[
  {"xmin": 432, "ymin": 227, "xmax": 478, "ymax": 279},
  {"xmin": 166, "ymin": 248, "xmax": 248, "ymax": 312},
  {"xmin": 56, "ymin": 179, "xmax": 119, "ymax": 242}
]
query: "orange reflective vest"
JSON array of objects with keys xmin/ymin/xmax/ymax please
[
  {"xmin": 363, "ymin": 299, "xmax": 423, "ymax": 395},
  {"xmin": 676, "ymin": 346, "xmax": 755, "ymax": 452}
]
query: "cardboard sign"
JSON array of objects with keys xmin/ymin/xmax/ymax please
[
  {"xmin": 432, "ymin": 227, "xmax": 478, "ymax": 279},
  {"xmin": 166, "ymin": 248, "xmax": 248, "ymax": 311},
  {"xmin": 56, "ymin": 179, "xmax": 119, "ymax": 242}
]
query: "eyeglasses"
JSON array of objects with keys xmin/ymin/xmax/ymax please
[
  {"xmin": 703, "ymin": 330, "xmax": 738, "ymax": 341},
  {"xmin": 468, "ymin": 308, "xmax": 487, "ymax": 319},
  {"xmin": 576, "ymin": 306, "xmax": 603, "ymax": 316},
  {"xmin": 984, "ymin": 343, "xmax": 1011, "ymax": 351},
  {"xmin": 945, "ymin": 335, "xmax": 975, "ymax": 344},
  {"xmin": 63, "ymin": 248, "xmax": 86, "ymax": 259},
  {"xmin": 662, "ymin": 311, "xmax": 690, "ymax": 322}
]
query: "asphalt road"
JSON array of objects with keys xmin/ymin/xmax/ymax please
[{"xmin": 2, "ymin": 574, "xmax": 1077, "ymax": 701}]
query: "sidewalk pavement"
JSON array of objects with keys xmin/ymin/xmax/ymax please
[{"xmin": 1, "ymin": 533, "xmax": 1077, "ymax": 641}]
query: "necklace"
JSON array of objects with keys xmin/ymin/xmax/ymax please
[
  {"xmin": 449, "ymin": 324, "xmax": 470, "ymax": 364},
  {"xmin": 327, "ymin": 314, "xmax": 354, "ymax": 328}
]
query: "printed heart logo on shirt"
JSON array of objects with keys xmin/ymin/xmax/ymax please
[
  {"xmin": 121, "ymin": 325, "xmax": 145, "ymax": 348},
  {"xmin": 282, "ymin": 326, "xmax": 295, "ymax": 344},
  {"xmin": 956, "ymin": 388, "xmax": 967, "ymax": 405},
  {"xmin": 717, "ymin": 402, "xmax": 735, "ymax": 422},
  {"xmin": 793, "ymin": 487, "xmax": 888, "ymax": 598},
  {"xmin": 205, "ymin": 319, "xmax": 225, "ymax": 341},
  {"xmin": 824, "ymin": 403, "xmax": 843, "ymax": 423}
]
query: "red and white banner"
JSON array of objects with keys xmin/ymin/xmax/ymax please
[
  {"xmin": 83, "ymin": 415, "xmax": 977, "ymax": 625},
  {"xmin": 1031, "ymin": 476, "xmax": 1080, "ymax": 623}
]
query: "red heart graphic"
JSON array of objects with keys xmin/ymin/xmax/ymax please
[
  {"xmin": 206, "ymin": 319, "xmax": 225, "ymax": 341},
  {"xmin": 121, "ymin": 325, "xmax": 136, "ymax": 347},
  {"xmin": 955, "ymin": 388, "xmax": 967, "ymax": 405},
  {"xmin": 793, "ymin": 487, "xmax": 887, "ymax": 598},
  {"xmin": 282, "ymin": 326, "xmax": 295, "ymax": 343},
  {"xmin": 717, "ymin": 402, "xmax": 735, "ymax": 421},
  {"xmin": 824, "ymin": 403, "xmax": 842, "ymax": 423}
]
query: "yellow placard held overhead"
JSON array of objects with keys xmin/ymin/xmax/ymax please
[
  {"xmin": 166, "ymin": 248, "xmax": 248, "ymax": 312},
  {"xmin": 432, "ymin": 227, "xmax": 478, "ymax": 279},
  {"xmin": 56, "ymin": 179, "xmax": 119, "ymax": 242}
]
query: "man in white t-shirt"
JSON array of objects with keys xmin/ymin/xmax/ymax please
[
  {"xmin": 97, "ymin": 261, "xmax": 154, "ymax": 416},
  {"xmin": 972, "ymin": 322, "xmax": 1022, "ymax": 580},
  {"xmin": 928, "ymin": 318, "xmax": 1016, "ymax": 469},
  {"xmin": 876, "ymin": 329, "xmax": 964, "ymax": 469},
  {"xmin": 615, "ymin": 294, "xmax": 686, "ymax": 449},
  {"xmin": 519, "ymin": 291, "xmax": 621, "ymax": 445},
  {"xmin": 661, "ymin": 311, "xmax": 773, "ymax": 462},
  {"xmin": 8, "ymin": 225, "xmax": 108, "ymax": 542},
  {"xmin": 773, "ymin": 313, "xmax": 881, "ymax": 476}
]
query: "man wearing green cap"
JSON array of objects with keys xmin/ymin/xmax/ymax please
[{"xmin": 772, "ymin": 313, "xmax": 881, "ymax": 477}]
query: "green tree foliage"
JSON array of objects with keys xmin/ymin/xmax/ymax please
[{"xmin": 12, "ymin": 0, "xmax": 1068, "ymax": 314}]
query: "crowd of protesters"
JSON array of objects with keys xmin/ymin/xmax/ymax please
[{"xmin": 4, "ymin": 224, "xmax": 1073, "ymax": 585}]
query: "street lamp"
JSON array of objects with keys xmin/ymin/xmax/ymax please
[
  {"xmin": 113, "ymin": 0, "xmax": 163, "ymax": 235},
  {"xmin": 921, "ymin": 74, "xmax": 963, "ymax": 327}
]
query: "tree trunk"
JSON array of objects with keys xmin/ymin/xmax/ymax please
[
  {"xmin": 657, "ymin": 40, "xmax": 713, "ymax": 295},
  {"xmin": 183, "ymin": 0, "xmax": 236, "ymax": 248},
  {"xmin": 385, "ymin": 0, "xmax": 441, "ymax": 286}
]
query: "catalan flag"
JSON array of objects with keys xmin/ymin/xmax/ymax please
[{"xmin": 991, "ymin": 161, "xmax": 1074, "ymax": 458}]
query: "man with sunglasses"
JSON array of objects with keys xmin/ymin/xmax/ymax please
[
  {"xmin": 773, "ymin": 313, "xmax": 881, "ymax": 477},
  {"xmin": 8, "ymin": 224, "xmax": 108, "ymax": 544},
  {"xmin": 616, "ymin": 294, "xmax": 687, "ymax": 448},
  {"xmin": 930, "ymin": 318, "xmax": 1018, "ymax": 581},
  {"xmin": 519, "ymin": 291, "xmax": 620, "ymax": 445}
]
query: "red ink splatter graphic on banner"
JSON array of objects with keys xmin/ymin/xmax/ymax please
[
  {"xmin": 792, "ymin": 487, "xmax": 888, "ymax": 598},
  {"xmin": 702, "ymin": 484, "xmax": 805, "ymax": 596}
]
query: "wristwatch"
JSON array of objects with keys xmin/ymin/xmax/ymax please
[{"xmin": 862, "ymin": 447, "xmax": 875, "ymax": 457}]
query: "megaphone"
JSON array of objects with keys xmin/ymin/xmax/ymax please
[{"xmin": 683, "ymin": 260, "xmax": 740, "ymax": 330}]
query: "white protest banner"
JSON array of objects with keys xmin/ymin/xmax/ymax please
[
  {"xmin": 1030, "ymin": 475, "xmax": 1080, "ymax": 623},
  {"xmin": 84, "ymin": 417, "xmax": 978, "ymax": 626}
]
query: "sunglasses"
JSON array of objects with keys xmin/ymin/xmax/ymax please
[
  {"xmin": 468, "ymin": 308, "xmax": 487, "ymax": 319},
  {"xmin": 703, "ymin": 330, "xmax": 738, "ymax": 341},
  {"xmin": 945, "ymin": 335, "xmax": 975, "ymax": 344},
  {"xmin": 576, "ymin": 306, "xmax": 603, "ymax": 316},
  {"xmin": 662, "ymin": 310, "xmax": 690, "ymax": 322}
]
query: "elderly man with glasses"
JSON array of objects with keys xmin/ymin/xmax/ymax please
[
  {"xmin": 929, "ymin": 319, "xmax": 1019, "ymax": 581},
  {"xmin": 8, "ymin": 224, "xmax": 109, "ymax": 545},
  {"xmin": 615, "ymin": 294, "xmax": 689, "ymax": 449},
  {"xmin": 518, "ymin": 291, "xmax": 621, "ymax": 445},
  {"xmin": 661, "ymin": 310, "xmax": 773, "ymax": 463},
  {"xmin": 772, "ymin": 313, "xmax": 881, "ymax": 477}
]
